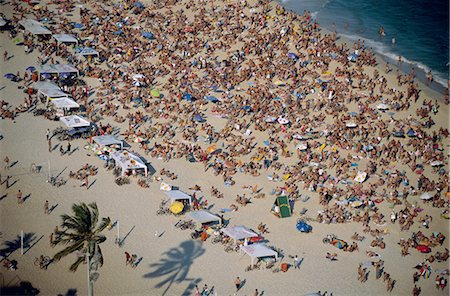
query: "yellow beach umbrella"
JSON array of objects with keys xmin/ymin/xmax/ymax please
[
  {"xmin": 33, "ymin": 4, "xmax": 41, "ymax": 10},
  {"xmin": 206, "ymin": 145, "xmax": 217, "ymax": 154},
  {"xmin": 169, "ymin": 201, "xmax": 184, "ymax": 214}
]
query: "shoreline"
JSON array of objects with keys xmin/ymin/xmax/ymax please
[{"xmin": 278, "ymin": 0, "xmax": 449, "ymax": 96}]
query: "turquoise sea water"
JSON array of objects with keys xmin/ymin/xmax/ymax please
[{"xmin": 280, "ymin": 0, "xmax": 449, "ymax": 93}]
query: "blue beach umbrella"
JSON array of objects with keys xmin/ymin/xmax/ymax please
[
  {"xmin": 4, "ymin": 73, "xmax": 16, "ymax": 79},
  {"xmin": 407, "ymin": 129, "xmax": 417, "ymax": 137},
  {"xmin": 288, "ymin": 52, "xmax": 298, "ymax": 60},
  {"xmin": 242, "ymin": 105, "xmax": 252, "ymax": 112},
  {"xmin": 113, "ymin": 30, "xmax": 123, "ymax": 35},
  {"xmin": 205, "ymin": 95, "xmax": 219, "ymax": 103},
  {"xmin": 182, "ymin": 93, "xmax": 193, "ymax": 102},
  {"xmin": 41, "ymin": 73, "xmax": 52, "ymax": 79},
  {"xmin": 194, "ymin": 114, "xmax": 205, "ymax": 122},
  {"xmin": 142, "ymin": 32, "xmax": 154, "ymax": 39},
  {"xmin": 296, "ymin": 220, "xmax": 312, "ymax": 233},
  {"xmin": 393, "ymin": 131, "xmax": 405, "ymax": 138},
  {"xmin": 26, "ymin": 66, "xmax": 36, "ymax": 72},
  {"xmin": 72, "ymin": 22, "xmax": 84, "ymax": 29},
  {"xmin": 348, "ymin": 53, "xmax": 358, "ymax": 62}
]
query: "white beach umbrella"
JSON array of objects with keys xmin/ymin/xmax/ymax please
[
  {"xmin": 420, "ymin": 192, "xmax": 433, "ymax": 200},
  {"xmin": 430, "ymin": 160, "xmax": 444, "ymax": 167},
  {"xmin": 346, "ymin": 122, "xmax": 357, "ymax": 128},
  {"xmin": 377, "ymin": 103, "xmax": 390, "ymax": 110},
  {"xmin": 354, "ymin": 171, "xmax": 367, "ymax": 183}
]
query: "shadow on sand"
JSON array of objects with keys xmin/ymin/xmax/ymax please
[{"xmin": 143, "ymin": 240, "xmax": 204, "ymax": 296}]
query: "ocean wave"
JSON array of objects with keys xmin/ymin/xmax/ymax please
[{"xmin": 339, "ymin": 33, "xmax": 448, "ymax": 88}]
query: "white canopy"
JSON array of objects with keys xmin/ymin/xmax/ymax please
[
  {"xmin": 59, "ymin": 115, "xmax": 90, "ymax": 128},
  {"xmin": 222, "ymin": 226, "xmax": 258, "ymax": 241},
  {"xmin": 164, "ymin": 190, "xmax": 192, "ymax": 204},
  {"xmin": 110, "ymin": 150, "xmax": 147, "ymax": 177},
  {"xmin": 38, "ymin": 88, "xmax": 69, "ymax": 106},
  {"xmin": 92, "ymin": 135, "xmax": 123, "ymax": 150},
  {"xmin": 240, "ymin": 244, "xmax": 278, "ymax": 265},
  {"xmin": 38, "ymin": 64, "xmax": 79, "ymax": 76},
  {"xmin": 19, "ymin": 19, "xmax": 52, "ymax": 35},
  {"xmin": 78, "ymin": 47, "xmax": 99, "ymax": 57},
  {"xmin": 35, "ymin": 80, "xmax": 60, "ymax": 90},
  {"xmin": 50, "ymin": 97, "xmax": 79, "ymax": 109},
  {"xmin": 53, "ymin": 34, "xmax": 78, "ymax": 44},
  {"xmin": 187, "ymin": 210, "xmax": 221, "ymax": 225}
]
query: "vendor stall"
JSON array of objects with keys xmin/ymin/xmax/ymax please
[
  {"xmin": 19, "ymin": 19, "xmax": 52, "ymax": 35},
  {"xmin": 39, "ymin": 88, "xmax": 69, "ymax": 106},
  {"xmin": 92, "ymin": 135, "xmax": 123, "ymax": 150},
  {"xmin": 110, "ymin": 150, "xmax": 148, "ymax": 176},
  {"xmin": 60, "ymin": 115, "xmax": 90, "ymax": 128},
  {"xmin": 187, "ymin": 210, "xmax": 222, "ymax": 226},
  {"xmin": 222, "ymin": 225, "xmax": 258, "ymax": 245},
  {"xmin": 164, "ymin": 190, "xmax": 192, "ymax": 205},
  {"xmin": 240, "ymin": 244, "xmax": 278, "ymax": 266},
  {"xmin": 53, "ymin": 33, "xmax": 78, "ymax": 45}
]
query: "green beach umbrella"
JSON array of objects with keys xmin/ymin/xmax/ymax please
[{"xmin": 151, "ymin": 89, "xmax": 160, "ymax": 98}]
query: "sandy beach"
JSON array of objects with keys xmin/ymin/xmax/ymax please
[{"xmin": 0, "ymin": 0, "xmax": 448, "ymax": 295}]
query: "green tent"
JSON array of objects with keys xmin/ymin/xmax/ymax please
[{"xmin": 271, "ymin": 196, "xmax": 291, "ymax": 218}]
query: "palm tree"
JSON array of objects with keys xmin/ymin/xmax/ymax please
[{"xmin": 53, "ymin": 202, "xmax": 110, "ymax": 272}]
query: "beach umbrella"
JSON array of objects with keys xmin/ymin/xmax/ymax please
[
  {"xmin": 242, "ymin": 105, "xmax": 252, "ymax": 112},
  {"xmin": 348, "ymin": 111, "xmax": 358, "ymax": 116},
  {"xmin": 350, "ymin": 200, "xmax": 363, "ymax": 208},
  {"xmin": 346, "ymin": 122, "xmax": 357, "ymax": 128},
  {"xmin": 274, "ymin": 80, "xmax": 285, "ymax": 86},
  {"xmin": 33, "ymin": 4, "xmax": 41, "ymax": 10},
  {"xmin": 296, "ymin": 144, "xmax": 307, "ymax": 151},
  {"xmin": 420, "ymin": 192, "xmax": 433, "ymax": 200},
  {"xmin": 206, "ymin": 145, "xmax": 217, "ymax": 154},
  {"xmin": 407, "ymin": 129, "xmax": 417, "ymax": 137},
  {"xmin": 169, "ymin": 201, "xmax": 184, "ymax": 214},
  {"xmin": 205, "ymin": 95, "xmax": 219, "ymax": 103},
  {"xmin": 348, "ymin": 53, "xmax": 358, "ymax": 62},
  {"xmin": 287, "ymin": 52, "xmax": 298, "ymax": 59},
  {"xmin": 132, "ymin": 74, "xmax": 145, "ymax": 80},
  {"xmin": 26, "ymin": 66, "xmax": 36, "ymax": 72},
  {"xmin": 182, "ymin": 93, "xmax": 193, "ymax": 102},
  {"xmin": 272, "ymin": 96, "xmax": 281, "ymax": 101},
  {"xmin": 354, "ymin": 171, "xmax": 367, "ymax": 183},
  {"xmin": 265, "ymin": 116, "xmax": 277, "ymax": 123},
  {"xmin": 134, "ymin": 1, "xmax": 144, "ymax": 8},
  {"xmin": 377, "ymin": 103, "xmax": 389, "ymax": 110},
  {"xmin": 296, "ymin": 220, "xmax": 312, "ymax": 233},
  {"xmin": 72, "ymin": 22, "xmax": 84, "ymax": 29},
  {"xmin": 332, "ymin": 239, "xmax": 347, "ymax": 249},
  {"xmin": 41, "ymin": 73, "xmax": 52, "ymax": 79},
  {"xmin": 393, "ymin": 131, "xmax": 405, "ymax": 138},
  {"xmin": 278, "ymin": 117, "xmax": 289, "ymax": 125},
  {"xmin": 132, "ymin": 81, "xmax": 143, "ymax": 87},
  {"xmin": 142, "ymin": 32, "xmax": 154, "ymax": 39},
  {"xmin": 151, "ymin": 89, "xmax": 160, "ymax": 98},
  {"xmin": 4, "ymin": 73, "xmax": 16, "ymax": 79},
  {"xmin": 430, "ymin": 160, "xmax": 444, "ymax": 167},
  {"xmin": 113, "ymin": 30, "xmax": 123, "ymax": 35},
  {"xmin": 194, "ymin": 114, "xmax": 205, "ymax": 122}
]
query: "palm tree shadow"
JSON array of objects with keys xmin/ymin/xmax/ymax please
[
  {"xmin": 143, "ymin": 240, "xmax": 204, "ymax": 296},
  {"xmin": 0, "ymin": 233, "xmax": 37, "ymax": 258}
]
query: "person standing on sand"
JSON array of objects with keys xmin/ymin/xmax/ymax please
[
  {"xmin": 4, "ymin": 156, "xmax": 10, "ymax": 170},
  {"xmin": 254, "ymin": 288, "xmax": 259, "ymax": 296},
  {"xmin": 46, "ymin": 129, "xmax": 50, "ymax": 141},
  {"xmin": 3, "ymin": 50, "xmax": 7, "ymax": 61},
  {"xmin": 67, "ymin": 141, "xmax": 71, "ymax": 153},
  {"xmin": 235, "ymin": 277, "xmax": 241, "ymax": 291},
  {"xmin": 48, "ymin": 138, "xmax": 52, "ymax": 152},
  {"xmin": 16, "ymin": 190, "xmax": 23, "ymax": 204},
  {"xmin": 44, "ymin": 200, "xmax": 49, "ymax": 215},
  {"xmin": 124, "ymin": 252, "xmax": 131, "ymax": 265}
]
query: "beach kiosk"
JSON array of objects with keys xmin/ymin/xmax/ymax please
[
  {"xmin": 271, "ymin": 196, "xmax": 291, "ymax": 218},
  {"xmin": 240, "ymin": 244, "xmax": 278, "ymax": 266},
  {"xmin": 110, "ymin": 150, "xmax": 148, "ymax": 177},
  {"xmin": 92, "ymin": 135, "xmax": 123, "ymax": 151},
  {"xmin": 18, "ymin": 19, "xmax": 52, "ymax": 35},
  {"xmin": 53, "ymin": 33, "xmax": 78, "ymax": 45},
  {"xmin": 38, "ymin": 88, "xmax": 69, "ymax": 107},
  {"xmin": 222, "ymin": 225, "xmax": 258, "ymax": 245},
  {"xmin": 187, "ymin": 210, "xmax": 222, "ymax": 227},
  {"xmin": 49, "ymin": 97, "xmax": 79, "ymax": 116}
]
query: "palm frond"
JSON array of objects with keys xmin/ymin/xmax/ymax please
[
  {"xmin": 54, "ymin": 240, "xmax": 85, "ymax": 261},
  {"xmin": 69, "ymin": 256, "xmax": 85, "ymax": 272}
]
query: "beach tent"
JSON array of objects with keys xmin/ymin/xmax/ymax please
[
  {"xmin": 187, "ymin": 210, "xmax": 221, "ymax": 225},
  {"xmin": 53, "ymin": 34, "xmax": 78, "ymax": 44},
  {"xmin": 271, "ymin": 196, "xmax": 291, "ymax": 218},
  {"xmin": 19, "ymin": 19, "xmax": 52, "ymax": 35},
  {"xmin": 38, "ymin": 88, "xmax": 69, "ymax": 106},
  {"xmin": 240, "ymin": 244, "xmax": 278, "ymax": 266},
  {"xmin": 77, "ymin": 47, "xmax": 99, "ymax": 57},
  {"xmin": 92, "ymin": 135, "xmax": 123, "ymax": 150},
  {"xmin": 110, "ymin": 150, "xmax": 148, "ymax": 177},
  {"xmin": 49, "ymin": 97, "xmax": 79, "ymax": 109},
  {"xmin": 38, "ymin": 64, "xmax": 79, "ymax": 78},
  {"xmin": 60, "ymin": 115, "xmax": 90, "ymax": 128},
  {"xmin": 222, "ymin": 226, "xmax": 258, "ymax": 244},
  {"xmin": 164, "ymin": 190, "xmax": 192, "ymax": 204},
  {"xmin": 35, "ymin": 80, "xmax": 60, "ymax": 91}
]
